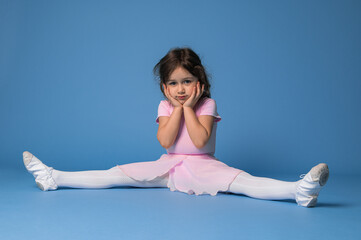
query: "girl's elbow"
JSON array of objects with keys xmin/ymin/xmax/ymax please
[
  {"xmin": 157, "ymin": 137, "xmax": 172, "ymax": 149},
  {"xmin": 161, "ymin": 142, "xmax": 172, "ymax": 149},
  {"xmin": 194, "ymin": 139, "xmax": 208, "ymax": 149},
  {"xmin": 195, "ymin": 134, "xmax": 212, "ymax": 149}
]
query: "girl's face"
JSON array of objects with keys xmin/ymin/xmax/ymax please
[{"xmin": 166, "ymin": 67, "xmax": 198, "ymax": 104}]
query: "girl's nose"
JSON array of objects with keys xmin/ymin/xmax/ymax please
[{"xmin": 178, "ymin": 84, "xmax": 185, "ymax": 93}]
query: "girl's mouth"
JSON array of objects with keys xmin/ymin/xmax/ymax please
[{"xmin": 178, "ymin": 96, "xmax": 186, "ymax": 100}]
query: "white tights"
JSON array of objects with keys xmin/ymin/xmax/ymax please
[
  {"xmin": 52, "ymin": 168, "xmax": 297, "ymax": 200},
  {"xmin": 52, "ymin": 167, "xmax": 169, "ymax": 189},
  {"xmin": 228, "ymin": 171, "xmax": 297, "ymax": 200}
]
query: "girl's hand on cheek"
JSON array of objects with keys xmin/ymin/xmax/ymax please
[
  {"xmin": 183, "ymin": 82, "xmax": 204, "ymax": 108},
  {"xmin": 163, "ymin": 84, "xmax": 183, "ymax": 108}
]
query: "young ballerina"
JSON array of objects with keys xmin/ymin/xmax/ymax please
[{"xmin": 23, "ymin": 47, "xmax": 329, "ymax": 207}]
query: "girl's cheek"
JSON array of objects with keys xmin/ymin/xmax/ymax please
[{"xmin": 170, "ymin": 90, "xmax": 176, "ymax": 98}]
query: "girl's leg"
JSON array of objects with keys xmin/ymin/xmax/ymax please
[
  {"xmin": 52, "ymin": 167, "xmax": 168, "ymax": 189},
  {"xmin": 228, "ymin": 171, "xmax": 297, "ymax": 200},
  {"xmin": 23, "ymin": 151, "xmax": 168, "ymax": 191},
  {"xmin": 228, "ymin": 163, "xmax": 329, "ymax": 207}
]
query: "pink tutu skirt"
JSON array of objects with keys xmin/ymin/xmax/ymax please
[{"xmin": 117, "ymin": 154, "xmax": 242, "ymax": 196}]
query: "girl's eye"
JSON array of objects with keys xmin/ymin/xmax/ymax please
[
  {"xmin": 184, "ymin": 80, "xmax": 192, "ymax": 84},
  {"xmin": 168, "ymin": 82, "xmax": 176, "ymax": 86}
]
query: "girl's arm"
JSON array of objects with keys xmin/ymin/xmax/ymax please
[
  {"xmin": 157, "ymin": 84, "xmax": 184, "ymax": 149},
  {"xmin": 157, "ymin": 107, "xmax": 183, "ymax": 149},
  {"xmin": 183, "ymin": 108, "xmax": 214, "ymax": 149},
  {"xmin": 183, "ymin": 81, "xmax": 214, "ymax": 149}
]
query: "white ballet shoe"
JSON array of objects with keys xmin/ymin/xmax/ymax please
[
  {"xmin": 296, "ymin": 163, "xmax": 329, "ymax": 207},
  {"xmin": 23, "ymin": 151, "xmax": 58, "ymax": 191}
]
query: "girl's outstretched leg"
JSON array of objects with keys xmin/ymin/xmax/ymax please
[
  {"xmin": 23, "ymin": 151, "xmax": 168, "ymax": 191},
  {"xmin": 228, "ymin": 163, "xmax": 329, "ymax": 207},
  {"xmin": 52, "ymin": 167, "xmax": 168, "ymax": 189},
  {"xmin": 228, "ymin": 172, "xmax": 297, "ymax": 200}
]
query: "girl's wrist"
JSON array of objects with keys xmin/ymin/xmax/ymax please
[
  {"xmin": 183, "ymin": 106, "xmax": 195, "ymax": 113},
  {"xmin": 183, "ymin": 105, "xmax": 192, "ymax": 109}
]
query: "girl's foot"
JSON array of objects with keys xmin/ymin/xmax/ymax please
[
  {"xmin": 23, "ymin": 151, "xmax": 58, "ymax": 191},
  {"xmin": 296, "ymin": 163, "xmax": 329, "ymax": 207}
]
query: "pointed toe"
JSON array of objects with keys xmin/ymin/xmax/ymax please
[
  {"xmin": 23, "ymin": 151, "xmax": 33, "ymax": 166},
  {"xmin": 22, "ymin": 152, "xmax": 58, "ymax": 191}
]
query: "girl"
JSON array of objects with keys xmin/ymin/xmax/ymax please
[{"xmin": 23, "ymin": 47, "xmax": 329, "ymax": 207}]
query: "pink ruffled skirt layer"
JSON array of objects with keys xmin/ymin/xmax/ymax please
[{"xmin": 117, "ymin": 154, "xmax": 242, "ymax": 196}]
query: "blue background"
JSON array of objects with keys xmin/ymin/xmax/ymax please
[{"xmin": 1, "ymin": 0, "xmax": 360, "ymax": 176}]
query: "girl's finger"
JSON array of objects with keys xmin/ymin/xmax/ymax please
[
  {"xmin": 196, "ymin": 82, "xmax": 201, "ymax": 98},
  {"xmin": 187, "ymin": 87, "xmax": 195, "ymax": 103},
  {"xmin": 166, "ymin": 85, "xmax": 170, "ymax": 95},
  {"xmin": 165, "ymin": 86, "xmax": 171, "ymax": 100},
  {"xmin": 192, "ymin": 86, "xmax": 197, "ymax": 98},
  {"xmin": 167, "ymin": 86, "xmax": 175, "ymax": 100},
  {"xmin": 164, "ymin": 84, "xmax": 169, "ymax": 98}
]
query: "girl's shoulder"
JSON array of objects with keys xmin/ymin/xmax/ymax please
[
  {"xmin": 196, "ymin": 97, "xmax": 217, "ymax": 108},
  {"xmin": 195, "ymin": 97, "xmax": 221, "ymax": 121}
]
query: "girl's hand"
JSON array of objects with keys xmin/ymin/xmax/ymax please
[
  {"xmin": 183, "ymin": 81, "xmax": 204, "ymax": 108},
  {"xmin": 163, "ymin": 84, "xmax": 183, "ymax": 108}
]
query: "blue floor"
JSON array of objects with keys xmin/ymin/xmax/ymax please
[{"xmin": 1, "ymin": 168, "xmax": 360, "ymax": 240}]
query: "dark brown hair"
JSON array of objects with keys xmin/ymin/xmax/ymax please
[{"xmin": 153, "ymin": 47, "xmax": 211, "ymax": 99}]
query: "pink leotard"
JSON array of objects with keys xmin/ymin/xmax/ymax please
[{"xmin": 156, "ymin": 97, "xmax": 221, "ymax": 155}]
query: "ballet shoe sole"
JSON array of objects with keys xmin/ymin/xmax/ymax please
[
  {"xmin": 310, "ymin": 163, "xmax": 329, "ymax": 186},
  {"xmin": 36, "ymin": 182, "xmax": 45, "ymax": 191},
  {"xmin": 306, "ymin": 196, "xmax": 318, "ymax": 207}
]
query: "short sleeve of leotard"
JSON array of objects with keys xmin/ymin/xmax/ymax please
[
  {"xmin": 197, "ymin": 98, "xmax": 221, "ymax": 122},
  {"xmin": 156, "ymin": 100, "xmax": 171, "ymax": 124}
]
